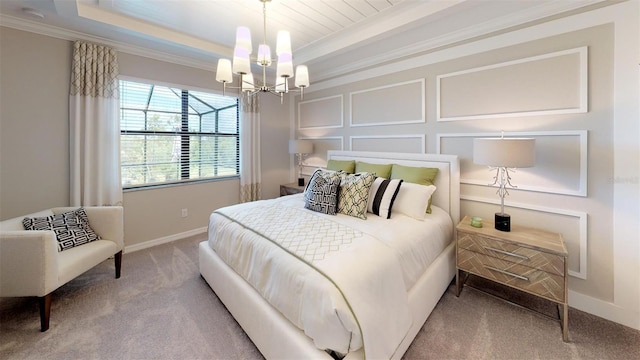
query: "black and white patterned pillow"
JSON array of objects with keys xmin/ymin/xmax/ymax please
[
  {"xmin": 23, "ymin": 208, "xmax": 100, "ymax": 251},
  {"xmin": 367, "ymin": 178, "xmax": 403, "ymax": 219},
  {"xmin": 337, "ymin": 172, "xmax": 376, "ymax": 220},
  {"xmin": 304, "ymin": 169, "xmax": 342, "ymax": 195},
  {"xmin": 304, "ymin": 175, "xmax": 341, "ymax": 215}
]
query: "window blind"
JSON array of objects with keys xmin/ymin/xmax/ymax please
[{"xmin": 120, "ymin": 80, "xmax": 239, "ymax": 188}]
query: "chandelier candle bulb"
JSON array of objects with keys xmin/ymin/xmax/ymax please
[
  {"xmin": 295, "ymin": 65, "xmax": 309, "ymax": 88},
  {"xmin": 276, "ymin": 30, "xmax": 292, "ymax": 55},
  {"xmin": 235, "ymin": 26, "xmax": 252, "ymax": 53},
  {"xmin": 257, "ymin": 45, "xmax": 272, "ymax": 66},
  {"xmin": 277, "ymin": 53, "xmax": 294, "ymax": 78},
  {"xmin": 276, "ymin": 78, "xmax": 287, "ymax": 93},
  {"xmin": 242, "ymin": 73, "xmax": 256, "ymax": 92},
  {"xmin": 215, "ymin": 59, "xmax": 233, "ymax": 83},
  {"xmin": 232, "ymin": 47, "xmax": 251, "ymax": 75}
]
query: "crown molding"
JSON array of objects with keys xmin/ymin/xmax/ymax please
[
  {"xmin": 0, "ymin": 0, "xmax": 606, "ymax": 79},
  {"xmin": 73, "ymin": 0, "xmax": 230, "ymax": 58},
  {"xmin": 294, "ymin": 0, "xmax": 466, "ymax": 65},
  {"xmin": 309, "ymin": 0, "xmax": 607, "ymax": 82},
  {"xmin": 308, "ymin": 0, "xmax": 613, "ymax": 93},
  {"xmin": 0, "ymin": 14, "xmax": 216, "ymax": 72}
]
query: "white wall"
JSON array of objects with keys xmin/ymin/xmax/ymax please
[
  {"xmin": 0, "ymin": 27, "xmax": 71, "ymax": 218},
  {"xmin": 293, "ymin": 1, "xmax": 639, "ymax": 330},
  {"xmin": 0, "ymin": 28, "xmax": 292, "ymax": 251}
]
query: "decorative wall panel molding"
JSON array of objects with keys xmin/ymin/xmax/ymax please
[
  {"xmin": 298, "ymin": 95, "xmax": 343, "ymax": 130},
  {"xmin": 350, "ymin": 135, "xmax": 425, "ymax": 153},
  {"xmin": 299, "ymin": 136, "xmax": 344, "ymax": 175},
  {"xmin": 461, "ymin": 195, "xmax": 587, "ymax": 279},
  {"xmin": 350, "ymin": 79, "xmax": 425, "ymax": 127},
  {"xmin": 438, "ymin": 131, "xmax": 588, "ymax": 197},
  {"xmin": 437, "ymin": 47, "xmax": 588, "ymax": 121}
]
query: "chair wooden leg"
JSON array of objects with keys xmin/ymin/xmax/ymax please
[
  {"xmin": 39, "ymin": 293, "xmax": 52, "ymax": 332},
  {"xmin": 115, "ymin": 250, "xmax": 122, "ymax": 279}
]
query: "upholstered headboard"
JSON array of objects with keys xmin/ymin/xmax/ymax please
[{"xmin": 327, "ymin": 151, "xmax": 460, "ymax": 226}]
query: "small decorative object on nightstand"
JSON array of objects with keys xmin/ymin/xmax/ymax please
[
  {"xmin": 280, "ymin": 182, "xmax": 305, "ymax": 196},
  {"xmin": 456, "ymin": 215, "xmax": 569, "ymax": 342}
]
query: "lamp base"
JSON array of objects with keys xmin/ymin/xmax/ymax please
[
  {"xmin": 495, "ymin": 213, "xmax": 511, "ymax": 232},
  {"xmin": 298, "ymin": 178, "xmax": 305, "ymax": 186}
]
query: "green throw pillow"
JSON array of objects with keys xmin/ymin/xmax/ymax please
[
  {"xmin": 326, "ymin": 160, "xmax": 355, "ymax": 174},
  {"xmin": 390, "ymin": 164, "xmax": 439, "ymax": 213},
  {"xmin": 355, "ymin": 162, "xmax": 392, "ymax": 179}
]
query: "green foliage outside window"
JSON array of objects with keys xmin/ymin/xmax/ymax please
[{"xmin": 120, "ymin": 80, "xmax": 239, "ymax": 188}]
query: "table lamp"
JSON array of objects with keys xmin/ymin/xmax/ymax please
[
  {"xmin": 473, "ymin": 136, "xmax": 535, "ymax": 231},
  {"xmin": 289, "ymin": 139, "xmax": 313, "ymax": 186}
]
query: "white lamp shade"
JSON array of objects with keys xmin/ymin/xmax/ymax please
[
  {"xmin": 242, "ymin": 73, "xmax": 255, "ymax": 92},
  {"xmin": 289, "ymin": 139, "xmax": 313, "ymax": 154},
  {"xmin": 294, "ymin": 65, "xmax": 309, "ymax": 87},
  {"xmin": 275, "ymin": 78, "xmax": 287, "ymax": 93},
  {"xmin": 474, "ymin": 138, "xmax": 535, "ymax": 168},
  {"xmin": 276, "ymin": 30, "xmax": 292, "ymax": 55},
  {"xmin": 232, "ymin": 47, "xmax": 251, "ymax": 75},
  {"xmin": 215, "ymin": 59, "xmax": 233, "ymax": 83},
  {"xmin": 235, "ymin": 26, "xmax": 252, "ymax": 54},
  {"xmin": 257, "ymin": 44, "xmax": 272, "ymax": 66},
  {"xmin": 276, "ymin": 53, "xmax": 294, "ymax": 78}
]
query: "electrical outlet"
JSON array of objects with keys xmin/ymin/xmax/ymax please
[{"xmin": 181, "ymin": 208, "xmax": 188, "ymax": 218}]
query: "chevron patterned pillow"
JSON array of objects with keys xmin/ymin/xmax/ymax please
[{"xmin": 23, "ymin": 208, "xmax": 100, "ymax": 251}]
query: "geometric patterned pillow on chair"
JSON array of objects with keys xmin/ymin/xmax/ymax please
[{"xmin": 23, "ymin": 208, "xmax": 100, "ymax": 251}]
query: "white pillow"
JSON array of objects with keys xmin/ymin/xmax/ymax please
[
  {"xmin": 367, "ymin": 178, "xmax": 403, "ymax": 219},
  {"xmin": 392, "ymin": 183, "xmax": 437, "ymax": 220}
]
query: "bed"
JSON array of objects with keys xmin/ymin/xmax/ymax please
[{"xmin": 199, "ymin": 151, "xmax": 460, "ymax": 359}]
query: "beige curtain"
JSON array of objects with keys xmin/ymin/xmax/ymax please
[
  {"xmin": 69, "ymin": 41, "xmax": 121, "ymax": 206},
  {"xmin": 239, "ymin": 93, "xmax": 262, "ymax": 202}
]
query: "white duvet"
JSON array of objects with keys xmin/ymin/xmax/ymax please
[{"xmin": 207, "ymin": 194, "xmax": 452, "ymax": 359}]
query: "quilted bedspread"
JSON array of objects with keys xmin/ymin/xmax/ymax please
[{"xmin": 209, "ymin": 197, "xmax": 413, "ymax": 359}]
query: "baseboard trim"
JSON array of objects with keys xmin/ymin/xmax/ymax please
[
  {"xmin": 569, "ymin": 290, "xmax": 640, "ymax": 331},
  {"xmin": 124, "ymin": 227, "xmax": 207, "ymax": 254}
]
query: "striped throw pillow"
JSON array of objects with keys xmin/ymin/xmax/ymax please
[{"xmin": 367, "ymin": 178, "xmax": 403, "ymax": 219}]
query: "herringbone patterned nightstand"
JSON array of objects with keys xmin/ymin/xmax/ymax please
[{"xmin": 456, "ymin": 215, "xmax": 569, "ymax": 342}]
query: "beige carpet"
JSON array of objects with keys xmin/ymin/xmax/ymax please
[{"xmin": 1, "ymin": 235, "xmax": 639, "ymax": 360}]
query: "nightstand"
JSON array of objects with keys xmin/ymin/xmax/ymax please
[
  {"xmin": 280, "ymin": 182, "xmax": 305, "ymax": 196},
  {"xmin": 456, "ymin": 215, "xmax": 569, "ymax": 342}
]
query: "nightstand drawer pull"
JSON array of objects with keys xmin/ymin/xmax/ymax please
[
  {"xmin": 483, "ymin": 265, "xmax": 529, "ymax": 281},
  {"xmin": 484, "ymin": 246, "xmax": 530, "ymax": 261}
]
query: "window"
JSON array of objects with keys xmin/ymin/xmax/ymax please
[{"xmin": 120, "ymin": 80, "xmax": 239, "ymax": 188}]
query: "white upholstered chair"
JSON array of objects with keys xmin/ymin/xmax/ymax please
[{"xmin": 0, "ymin": 206, "xmax": 124, "ymax": 331}]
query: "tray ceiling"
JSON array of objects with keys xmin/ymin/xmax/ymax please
[{"xmin": 0, "ymin": 0, "xmax": 608, "ymax": 81}]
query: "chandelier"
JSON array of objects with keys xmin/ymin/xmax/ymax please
[{"xmin": 215, "ymin": 0, "xmax": 310, "ymax": 102}]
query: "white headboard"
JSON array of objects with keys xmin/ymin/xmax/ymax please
[{"xmin": 327, "ymin": 151, "xmax": 460, "ymax": 226}]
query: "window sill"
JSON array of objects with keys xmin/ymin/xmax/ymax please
[{"xmin": 122, "ymin": 175, "xmax": 239, "ymax": 193}]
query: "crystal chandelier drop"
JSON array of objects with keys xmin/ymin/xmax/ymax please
[{"xmin": 215, "ymin": 0, "xmax": 310, "ymax": 102}]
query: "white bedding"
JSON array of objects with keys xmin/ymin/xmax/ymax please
[{"xmin": 207, "ymin": 194, "xmax": 453, "ymax": 358}]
